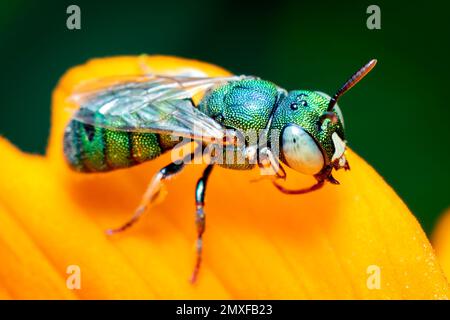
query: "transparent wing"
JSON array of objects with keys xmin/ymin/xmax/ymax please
[{"xmin": 67, "ymin": 74, "xmax": 252, "ymax": 144}]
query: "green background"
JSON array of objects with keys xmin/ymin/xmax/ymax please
[{"xmin": 0, "ymin": 0, "xmax": 448, "ymax": 234}]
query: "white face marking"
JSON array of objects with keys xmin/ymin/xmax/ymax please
[
  {"xmin": 281, "ymin": 125, "xmax": 324, "ymax": 175},
  {"xmin": 331, "ymin": 132, "xmax": 346, "ymax": 162}
]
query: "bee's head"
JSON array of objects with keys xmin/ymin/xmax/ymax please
[
  {"xmin": 269, "ymin": 59, "xmax": 377, "ymax": 176},
  {"xmin": 271, "ymin": 91, "xmax": 346, "ymax": 175}
]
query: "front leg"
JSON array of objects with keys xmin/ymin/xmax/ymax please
[
  {"xmin": 273, "ymin": 167, "xmax": 339, "ymax": 195},
  {"xmin": 191, "ymin": 164, "xmax": 214, "ymax": 283},
  {"xmin": 249, "ymin": 147, "xmax": 286, "ymax": 182},
  {"xmin": 273, "ymin": 178, "xmax": 325, "ymax": 194},
  {"xmin": 255, "ymin": 147, "xmax": 335, "ymax": 195}
]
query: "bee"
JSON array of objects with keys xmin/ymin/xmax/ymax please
[{"xmin": 64, "ymin": 59, "xmax": 377, "ymax": 282}]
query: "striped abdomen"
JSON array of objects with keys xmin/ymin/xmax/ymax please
[{"xmin": 63, "ymin": 120, "xmax": 179, "ymax": 172}]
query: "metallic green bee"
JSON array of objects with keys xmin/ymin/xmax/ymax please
[{"xmin": 64, "ymin": 59, "xmax": 377, "ymax": 282}]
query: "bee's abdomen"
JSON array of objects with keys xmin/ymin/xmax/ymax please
[{"xmin": 63, "ymin": 120, "xmax": 175, "ymax": 172}]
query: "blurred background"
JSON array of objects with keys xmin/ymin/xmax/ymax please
[{"xmin": 0, "ymin": 0, "xmax": 448, "ymax": 234}]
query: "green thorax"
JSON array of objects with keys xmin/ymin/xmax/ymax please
[
  {"xmin": 198, "ymin": 78, "xmax": 281, "ymax": 132},
  {"xmin": 198, "ymin": 78, "xmax": 282, "ymax": 170}
]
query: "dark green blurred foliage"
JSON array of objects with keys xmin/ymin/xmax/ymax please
[{"xmin": 0, "ymin": 0, "xmax": 449, "ymax": 233}]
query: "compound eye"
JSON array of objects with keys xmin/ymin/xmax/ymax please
[{"xmin": 281, "ymin": 125, "xmax": 324, "ymax": 175}]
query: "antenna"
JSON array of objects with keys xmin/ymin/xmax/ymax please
[{"xmin": 327, "ymin": 59, "xmax": 377, "ymax": 112}]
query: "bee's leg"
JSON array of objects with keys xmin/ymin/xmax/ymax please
[
  {"xmin": 272, "ymin": 167, "xmax": 336, "ymax": 194},
  {"xmin": 253, "ymin": 147, "xmax": 325, "ymax": 194},
  {"xmin": 251, "ymin": 147, "xmax": 286, "ymax": 182},
  {"xmin": 106, "ymin": 160, "xmax": 186, "ymax": 235},
  {"xmin": 190, "ymin": 164, "xmax": 214, "ymax": 283},
  {"xmin": 273, "ymin": 178, "xmax": 325, "ymax": 194}
]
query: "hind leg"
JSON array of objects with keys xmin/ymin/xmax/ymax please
[
  {"xmin": 190, "ymin": 164, "xmax": 214, "ymax": 283},
  {"xmin": 106, "ymin": 160, "xmax": 186, "ymax": 235}
]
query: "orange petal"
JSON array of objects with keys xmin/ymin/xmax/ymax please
[
  {"xmin": 432, "ymin": 208, "xmax": 450, "ymax": 281},
  {"xmin": 0, "ymin": 200, "xmax": 76, "ymax": 299},
  {"xmin": 0, "ymin": 55, "xmax": 448, "ymax": 299}
]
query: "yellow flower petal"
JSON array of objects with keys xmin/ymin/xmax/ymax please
[
  {"xmin": 0, "ymin": 55, "xmax": 448, "ymax": 299},
  {"xmin": 0, "ymin": 201, "xmax": 76, "ymax": 299}
]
